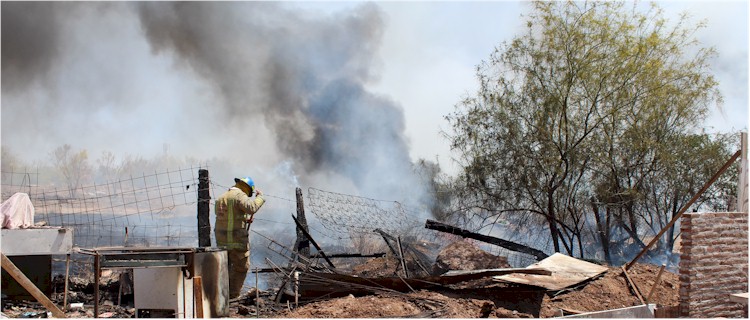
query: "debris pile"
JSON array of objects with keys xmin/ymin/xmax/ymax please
[
  {"xmin": 276, "ymin": 260, "xmax": 679, "ymax": 318},
  {"xmin": 431, "ymin": 239, "xmax": 510, "ymax": 275},
  {"xmin": 0, "ymin": 239, "xmax": 679, "ymax": 318}
]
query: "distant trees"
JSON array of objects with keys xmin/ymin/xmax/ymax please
[
  {"xmin": 446, "ymin": 1, "xmax": 736, "ymax": 263},
  {"xmin": 1, "ymin": 146, "xmax": 23, "ymax": 173},
  {"xmin": 52, "ymin": 144, "xmax": 92, "ymax": 197},
  {"xmin": 96, "ymin": 150, "xmax": 149, "ymax": 183}
]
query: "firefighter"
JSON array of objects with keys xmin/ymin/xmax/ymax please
[{"xmin": 214, "ymin": 176, "xmax": 265, "ymax": 299}]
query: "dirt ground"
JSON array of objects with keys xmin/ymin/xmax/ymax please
[{"xmin": 272, "ymin": 262, "xmax": 678, "ymax": 318}]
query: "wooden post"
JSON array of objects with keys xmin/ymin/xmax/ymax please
[
  {"xmin": 197, "ymin": 169, "xmax": 211, "ymax": 247},
  {"xmin": 625, "ymin": 150, "xmax": 742, "ymax": 270},
  {"xmin": 738, "ymin": 132, "xmax": 748, "ymax": 213},
  {"xmin": 0, "ymin": 253, "xmax": 66, "ymax": 318},
  {"xmin": 117, "ymin": 274, "xmax": 123, "ymax": 306},
  {"xmin": 293, "ymin": 271, "xmax": 299, "ymax": 308},
  {"xmin": 193, "ymin": 276, "xmax": 204, "ymax": 318},
  {"xmin": 646, "ymin": 264, "xmax": 666, "ymax": 304},
  {"xmin": 94, "ymin": 254, "xmax": 100, "ymax": 318},
  {"xmin": 294, "ymin": 188, "xmax": 311, "ymax": 258},
  {"xmin": 63, "ymin": 254, "xmax": 70, "ymax": 311}
]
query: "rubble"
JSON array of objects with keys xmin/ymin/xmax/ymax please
[{"xmin": 432, "ymin": 239, "xmax": 511, "ymax": 275}]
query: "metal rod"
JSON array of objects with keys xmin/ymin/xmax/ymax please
[
  {"xmin": 255, "ymin": 266, "xmax": 260, "ymax": 318},
  {"xmin": 625, "ymin": 149, "xmax": 741, "ymax": 270}
]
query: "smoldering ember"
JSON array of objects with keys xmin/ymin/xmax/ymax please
[{"xmin": 1, "ymin": 1, "xmax": 748, "ymax": 319}]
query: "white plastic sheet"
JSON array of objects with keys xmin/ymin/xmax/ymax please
[{"xmin": 1, "ymin": 193, "xmax": 35, "ymax": 229}]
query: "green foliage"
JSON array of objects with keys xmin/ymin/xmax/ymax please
[{"xmin": 446, "ymin": 1, "xmax": 734, "ymax": 261}]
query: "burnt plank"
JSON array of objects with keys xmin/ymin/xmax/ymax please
[{"xmin": 425, "ymin": 219, "xmax": 548, "ymax": 261}]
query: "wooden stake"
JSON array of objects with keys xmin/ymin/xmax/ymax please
[
  {"xmin": 294, "ymin": 271, "xmax": 299, "ymax": 308},
  {"xmin": 63, "ymin": 254, "xmax": 70, "ymax": 311},
  {"xmin": 646, "ymin": 264, "xmax": 666, "ymax": 304},
  {"xmin": 193, "ymin": 276, "xmax": 204, "ymax": 318},
  {"xmin": 1, "ymin": 253, "xmax": 66, "ymax": 318},
  {"xmin": 94, "ymin": 254, "xmax": 100, "ymax": 318},
  {"xmin": 621, "ymin": 266, "xmax": 645, "ymax": 305},
  {"xmin": 738, "ymin": 132, "xmax": 748, "ymax": 213},
  {"xmin": 117, "ymin": 273, "xmax": 123, "ymax": 307},
  {"xmin": 255, "ymin": 266, "xmax": 260, "ymax": 318}
]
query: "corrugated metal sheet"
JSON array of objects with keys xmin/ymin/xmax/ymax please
[{"xmin": 493, "ymin": 253, "xmax": 608, "ymax": 291}]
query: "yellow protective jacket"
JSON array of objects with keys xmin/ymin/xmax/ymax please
[{"xmin": 214, "ymin": 187, "xmax": 265, "ymax": 249}]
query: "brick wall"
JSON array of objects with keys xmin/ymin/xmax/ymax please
[{"xmin": 679, "ymin": 212, "xmax": 748, "ymax": 318}]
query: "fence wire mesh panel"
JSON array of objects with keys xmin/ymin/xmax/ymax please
[
  {"xmin": 307, "ymin": 187, "xmax": 426, "ymax": 241},
  {"xmin": 2, "ymin": 166, "xmax": 207, "ymax": 277},
  {"xmin": 2, "ymin": 166, "xmax": 204, "ymax": 248}
]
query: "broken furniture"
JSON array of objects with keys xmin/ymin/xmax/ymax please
[{"xmin": 77, "ymin": 246, "xmax": 228, "ymax": 318}]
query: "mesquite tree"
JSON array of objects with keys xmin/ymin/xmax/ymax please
[{"xmin": 446, "ymin": 1, "xmax": 733, "ymax": 261}]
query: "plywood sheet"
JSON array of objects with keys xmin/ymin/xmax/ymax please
[{"xmin": 493, "ymin": 253, "xmax": 608, "ymax": 291}]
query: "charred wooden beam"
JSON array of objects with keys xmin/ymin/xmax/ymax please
[
  {"xmin": 425, "ymin": 219, "xmax": 548, "ymax": 261},
  {"xmin": 373, "ymin": 228, "xmax": 399, "ymax": 255},
  {"xmin": 197, "ymin": 169, "xmax": 211, "ymax": 247},
  {"xmin": 293, "ymin": 187, "xmax": 311, "ymax": 257},
  {"xmin": 292, "ymin": 214, "xmax": 336, "ymax": 269}
]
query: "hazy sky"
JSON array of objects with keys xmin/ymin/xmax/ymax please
[{"xmin": 2, "ymin": 1, "xmax": 747, "ymax": 181}]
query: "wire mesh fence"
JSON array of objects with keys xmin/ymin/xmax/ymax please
[
  {"xmin": 2, "ymin": 166, "xmax": 205, "ymax": 277},
  {"xmin": 2, "ymin": 166, "xmax": 544, "ymax": 282},
  {"xmin": 306, "ymin": 187, "xmax": 425, "ymax": 238}
]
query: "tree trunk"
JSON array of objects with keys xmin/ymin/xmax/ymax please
[
  {"xmin": 547, "ymin": 191, "xmax": 560, "ymax": 252},
  {"xmin": 592, "ymin": 200, "xmax": 612, "ymax": 264}
]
